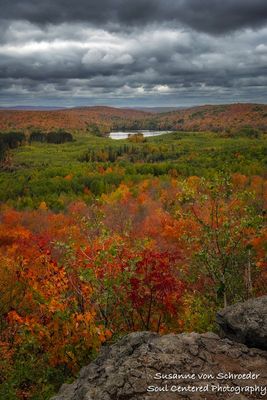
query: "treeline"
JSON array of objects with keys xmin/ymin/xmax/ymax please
[
  {"xmin": 0, "ymin": 130, "xmax": 74, "ymax": 164},
  {"xmin": 111, "ymin": 119, "xmax": 175, "ymax": 132},
  {"xmin": 29, "ymin": 130, "xmax": 73, "ymax": 144},
  {"xmin": 228, "ymin": 125, "xmax": 261, "ymax": 138},
  {"xmin": 81, "ymin": 143, "xmax": 181, "ymax": 163},
  {"xmin": 0, "ymin": 131, "xmax": 26, "ymax": 162}
]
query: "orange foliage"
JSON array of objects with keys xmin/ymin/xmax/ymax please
[
  {"xmin": 0, "ymin": 104, "xmax": 266, "ymax": 133},
  {"xmin": 0, "ymin": 174, "xmax": 266, "ymax": 399}
]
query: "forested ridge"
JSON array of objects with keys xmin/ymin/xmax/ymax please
[{"xmin": 0, "ymin": 103, "xmax": 267, "ymax": 134}]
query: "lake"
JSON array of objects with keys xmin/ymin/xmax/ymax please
[{"xmin": 109, "ymin": 130, "xmax": 172, "ymax": 140}]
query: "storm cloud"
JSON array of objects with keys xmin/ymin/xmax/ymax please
[
  {"xmin": 0, "ymin": 0, "xmax": 267, "ymax": 106},
  {"xmin": 2, "ymin": 0, "xmax": 267, "ymax": 34}
]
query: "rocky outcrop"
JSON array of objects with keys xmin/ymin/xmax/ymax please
[
  {"xmin": 52, "ymin": 297, "xmax": 267, "ymax": 400},
  {"xmin": 216, "ymin": 295, "xmax": 267, "ymax": 350},
  {"xmin": 52, "ymin": 331, "xmax": 267, "ymax": 400}
]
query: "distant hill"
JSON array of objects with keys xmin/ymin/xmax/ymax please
[
  {"xmin": 156, "ymin": 103, "xmax": 267, "ymax": 132},
  {"xmin": 0, "ymin": 106, "xmax": 151, "ymax": 133},
  {"xmin": 0, "ymin": 103, "xmax": 266, "ymax": 134},
  {"xmin": 0, "ymin": 106, "xmax": 66, "ymax": 111},
  {"xmin": 125, "ymin": 106, "xmax": 187, "ymax": 113}
]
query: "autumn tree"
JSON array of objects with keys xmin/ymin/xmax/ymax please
[{"xmin": 185, "ymin": 175, "xmax": 263, "ymax": 307}]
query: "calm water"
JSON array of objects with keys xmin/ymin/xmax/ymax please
[{"xmin": 109, "ymin": 130, "xmax": 172, "ymax": 140}]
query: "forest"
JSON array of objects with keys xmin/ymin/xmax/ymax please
[
  {"xmin": 1, "ymin": 103, "xmax": 267, "ymax": 135},
  {"xmin": 0, "ymin": 109, "xmax": 266, "ymax": 399}
]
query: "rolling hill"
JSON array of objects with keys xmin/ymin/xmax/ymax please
[
  {"xmin": 155, "ymin": 103, "xmax": 267, "ymax": 132},
  {"xmin": 0, "ymin": 103, "xmax": 266, "ymax": 134}
]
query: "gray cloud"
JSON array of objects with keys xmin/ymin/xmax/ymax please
[
  {"xmin": 0, "ymin": 1, "xmax": 267, "ymax": 106},
  {"xmin": 1, "ymin": 0, "xmax": 267, "ymax": 34}
]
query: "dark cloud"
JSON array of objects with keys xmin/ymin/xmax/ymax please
[
  {"xmin": 0, "ymin": 1, "xmax": 267, "ymax": 106},
  {"xmin": 1, "ymin": 0, "xmax": 267, "ymax": 34}
]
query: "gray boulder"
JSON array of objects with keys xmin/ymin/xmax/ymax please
[
  {"xmin": 51, "ymin": 330, "xmax": 267, "ymax": 400},
  {"xmin": 216, "ymin": 295, "xmax": 267, "ymax": 350}
]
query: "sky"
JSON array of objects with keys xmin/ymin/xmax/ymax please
[{"xmin": 0, "ymin": 0, "xmax": 267, "ymax": 107}]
